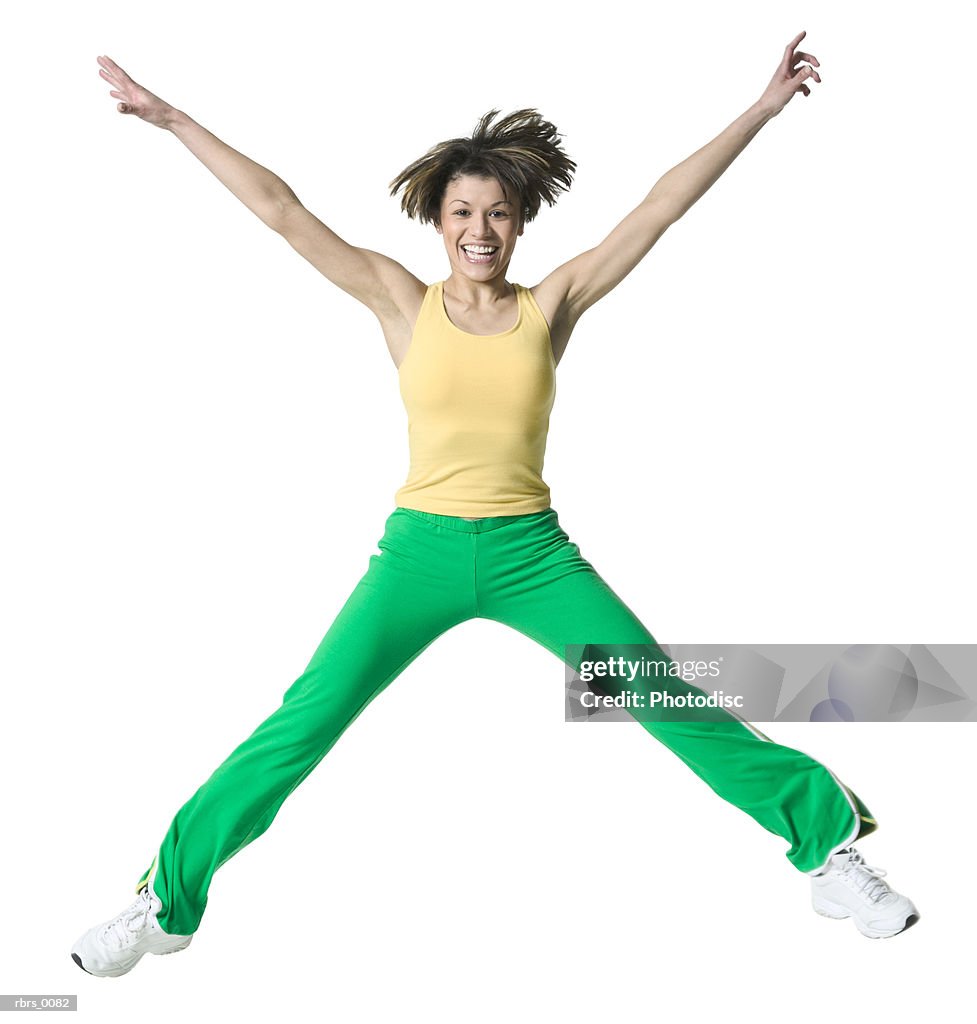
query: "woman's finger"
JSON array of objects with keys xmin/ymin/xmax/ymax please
[
  {"xmin": 795, "ymin": 50, "xmax": 820, "ymax": 67},
  {"xmin": 781, "ymin": 31, "xmax": 806, "ymax": 73},
  {"xmin": 101, "ymin": 72, "xmax": 133, "ymax": 103},
  {"xmin": 96, "ymin": 56, "xmax": 120, "ymax": 79},
  {"xmin": 98, "ymin": 55, "xmax": 134, "ymax": 86},
  {"xmin": 793, "ymin": 68, "xmax": 818, "ymax": 96},
  {"xmin": 791, "ymin": 58, "xmax": 821, "ymax": 79},
  {"xmin": 98, "ymin": 66, "xmax": 137, "ymax": 100}
]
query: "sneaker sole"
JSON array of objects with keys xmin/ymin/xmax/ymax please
[
  {"xmin": 71, "ymin": 937, "xmax": 192, "ymax": 978},
  {"xmin": 813, "ymin": 897, "xmax": 919, "ymax": 939}
]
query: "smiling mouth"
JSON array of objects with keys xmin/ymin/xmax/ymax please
[{"xmin": 461, "ymin": 245, "xmax": 499, "ymax": 264}]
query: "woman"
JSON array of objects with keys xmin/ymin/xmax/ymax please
[{"xmin": 73, "ymin": 32, "xmax": 917, "ymax": 977}]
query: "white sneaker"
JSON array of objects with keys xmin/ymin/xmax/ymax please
[
  {"xmin": 71, "ymin": 873, "xmax": 193, "ymax": 977},
  {"xmin": 811, "ymin": 846, "xmax": 919, "ymax": 939}
]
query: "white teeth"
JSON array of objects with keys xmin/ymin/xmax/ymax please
[{"xmin": 463, "ymin": 245, "xmax": 498, "ymax": 254}]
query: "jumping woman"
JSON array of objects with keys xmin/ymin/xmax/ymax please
[{"xmin": 73, "ymin": 31, "xmax": 917, "ymax": 977}]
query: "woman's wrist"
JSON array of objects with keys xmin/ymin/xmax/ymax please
[
  {"xmin": 163, "ymin": 107, "xmax": 191, "ymax": 133},
  {"xmin": 746, "ymin": 99, "xmax": 779, "ymax": 128}
]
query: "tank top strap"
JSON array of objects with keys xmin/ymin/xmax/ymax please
[
  {"xmin": 400, "ymin": 282, "xmax": 443, "ymax": 362},
  {"xmin": 416, "ymin": 281, "xmax": 443, "ymax": 336},
  {"xmin": 515, "ymin": 283, "xmax": 551, "ymax": 341}
]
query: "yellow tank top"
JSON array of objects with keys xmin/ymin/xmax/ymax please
[{"xmin": 394, "ymin": 279, "xmax": 557, "ymax": 517}]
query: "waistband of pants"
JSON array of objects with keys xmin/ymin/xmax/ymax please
[{"xmin": 394, "ymin": 506, "xmax": 556, "ymax": 534}]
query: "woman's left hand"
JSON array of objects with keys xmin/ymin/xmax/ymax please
[{"xmin": 758, "ymin": 31, "xmax": 821, "ymax": 116}]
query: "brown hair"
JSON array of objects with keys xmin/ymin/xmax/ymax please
[{"xmin": 388, "ymin": 108, "xmax": 576, "ymax": 228}]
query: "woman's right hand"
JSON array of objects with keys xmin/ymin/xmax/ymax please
[{"xmin": 97, "ymin": 55, "xmax": 176, "ymax": 129}]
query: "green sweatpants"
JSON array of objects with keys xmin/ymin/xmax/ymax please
[{"xmin": 137, "ymin": 507, "xmax": 876, "ymax": 936}]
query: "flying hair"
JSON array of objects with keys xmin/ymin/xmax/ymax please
[{"xmin": 388, "ymin": 108, "xmax": 576, "ymax": 227}]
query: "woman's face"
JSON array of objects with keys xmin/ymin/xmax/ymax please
[{"xmin": 436, "ymin": 174, "xmax": 524, "ymax": 283}]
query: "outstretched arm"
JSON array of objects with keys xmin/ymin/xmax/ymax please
[
  {"xmin": 535, "ymin": 31, "xmax": 821, "ymax": 325},
  {"xmin": 96, "ymin": 56, "xmax": 421, "ymax": 316}
]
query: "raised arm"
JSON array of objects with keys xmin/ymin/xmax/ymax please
[
  {"xmin": 96, "ymin": 55, "xmax": 421, "ymax": 319},
  {"xmin": 533, "ymin": 31, "xmax": 821, "ymax": 329}
]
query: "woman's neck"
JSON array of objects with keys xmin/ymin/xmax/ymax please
[{"xmin": 443, "ymin": 272, "xmax": 512, "ymax": 308}]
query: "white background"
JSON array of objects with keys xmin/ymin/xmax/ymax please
[{"xmin": 2, "ymin": 0, "xmax": 972, "ymax": 1019}]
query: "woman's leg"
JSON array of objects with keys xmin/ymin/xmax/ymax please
[
  {"xmin": 135, "ymin": 509, "xmax": 476, "ymax": 936},
  {"xmin": 475, "ymin": 509, "xmax": 877, "ymax": 875}
]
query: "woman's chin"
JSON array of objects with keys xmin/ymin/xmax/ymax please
[{"xmin": 452, "ymin": 256, "xmax": 509, "ymax": 279}]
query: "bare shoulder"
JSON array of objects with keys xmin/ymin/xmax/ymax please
[
  {"xmin": 526, "ymin": 269, "xmax": 567, "ymax": 321},
  {"xmin": 360, "ymin": 251, "xmax": 428, "ymax": 369},
  {"xmin": 275, "ymin": 203, "xmax": 427, "ymax": 363},
  {"xmin": 359, "ymin": 249, "xmax": 427, "ymax": 321},
  {"xmin": 276, "ymin": 201, "xmax": 423, "ymax": 321},
  {"xmin": 527, "ymin": 268, "xmax": 579, "ymax": 367}
]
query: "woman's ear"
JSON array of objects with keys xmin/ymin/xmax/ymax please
[{"xmin": 434, "ymin": 220, "xmax": 443, "ymax": 236}]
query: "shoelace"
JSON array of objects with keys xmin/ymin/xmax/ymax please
[
  {"xmin": 838, "ymin": 847, "xmax": 892, "ymax": 903},
  {"xmin": 98, "ymin": 888, "xmax": 155, "ymax": 950}
]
